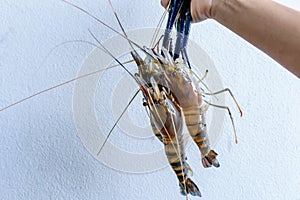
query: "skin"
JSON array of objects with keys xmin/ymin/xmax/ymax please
[{"xmin": 161, "ymin": 0, "xmax": 300, "ymax": 78}]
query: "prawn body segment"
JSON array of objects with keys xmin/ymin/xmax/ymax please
[
  {"xmin": 0, "ymin": 1, "xmax": 242, "ymax": 198},
  {"xmin": 132, "ymin": 49, "xmax": 218, "ymax": 197}
]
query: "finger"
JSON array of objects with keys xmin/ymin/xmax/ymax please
[{"xmin": 161, "ymin": 0, "xmax": 170, "ymax": 8}]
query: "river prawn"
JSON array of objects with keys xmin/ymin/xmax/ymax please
[{"xmin": 0, "ymin": 0, "xmax": 242, "ymax": 199}]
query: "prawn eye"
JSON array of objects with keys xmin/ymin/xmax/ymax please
[{"xmin": 143, "ymin": 102, "xmax": 148, "ymax": 107}]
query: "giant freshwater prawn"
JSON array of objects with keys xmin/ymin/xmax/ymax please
[{"xmin": 0, "ymin": 0, "xmax": 242, "ymax": 198}]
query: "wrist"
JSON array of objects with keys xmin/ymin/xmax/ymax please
[
  {"xmin": 211, "ymin": 0, "xmax": 228, "ymax": 20},
  {"xmin": 211, "ymin": 0, "xmax": 249, "ymax": 20},
  {"xmin": 210, "ymin": 0, "xmax": 219, "ymax": 19},
  {"xmin": 191, "ymin": 0, "xmax": 215, "ymax": 22}
]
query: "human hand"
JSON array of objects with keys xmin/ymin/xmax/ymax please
[{"xmin": 161, "ymin": 0, "xmax": 214, "ymax": 22}]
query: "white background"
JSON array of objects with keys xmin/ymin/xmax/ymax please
[{"xmin": 0, "ymin": 0, "xmax": 299, "ymax": 200}]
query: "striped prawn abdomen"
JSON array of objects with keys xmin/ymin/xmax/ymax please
[{"xmin": 183, "ymin": 106, "xmax": 210, "ymax": 155}]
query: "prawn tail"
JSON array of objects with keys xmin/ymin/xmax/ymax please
[
  {"xmin": 202, "ymin": 149, "xmax": 220, "ymax": 168},
  {"xmin": 180, "ymin": 178, "xmax": 202, "ymax": 197},
  {"xmin": 165, "ymin": 139, "xmax": 201, "ymax": 197}
]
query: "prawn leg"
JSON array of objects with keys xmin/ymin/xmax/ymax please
[
  {"xmin": 203, "ymin": 88, "xmax": 243, "ymax": 117},
  {"xmin": 162, "ymin": 0, "xmax": 192, "ymax": 62},
  {"xmin": 173, "ymin": 0, "xmax": 192, "ymax": 62}
]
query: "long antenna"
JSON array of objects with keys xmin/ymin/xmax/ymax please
[
  {"xmin": 60, "ymin": 0, "xmax": 154, "ymax": 59},
  {"xmin": 0, "ymin": 60, "xmax": 134, "ymax": 112},
  {"xmin": 88, "ymin": 29, "xmax": 139, "ymax": 84},
  {"xmin": 107, "ymin": 0, "xmax": 135, "ymax": 51},
  {"xmin": 150, "ymin": 8, "xmax": 169, "ymax": 48},
  {"xmin": 97, "ymin": 89, "xmax": 140, "ymax": 155},
  {"xmin": 42, "ymin": 40, "xmax": 99, "ymax": 66}
]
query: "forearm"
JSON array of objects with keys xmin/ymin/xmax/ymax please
[{"xmin": 211, "ymin": 0, "xmax": 300, "ymax": 77}]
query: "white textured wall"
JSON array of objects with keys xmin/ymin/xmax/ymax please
[{"xmin": 1, "ymin": 0, "xmax": 299, "ymax": 200}]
